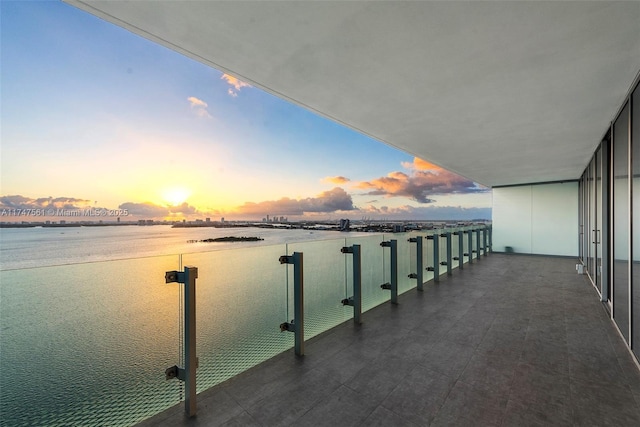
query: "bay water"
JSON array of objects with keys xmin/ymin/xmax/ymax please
[{"xmin": 0, "ymin": 225, "xmax": 374, "ymax": 426}]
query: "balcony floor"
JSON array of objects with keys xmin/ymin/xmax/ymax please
[{"xmin": 138, "ymin": 254, "xmax": 640, "ymax": 426}]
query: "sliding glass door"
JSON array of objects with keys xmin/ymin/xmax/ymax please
[{"xmin": 613, "ymin": 101, "xmax": 630, "ymax": 342}]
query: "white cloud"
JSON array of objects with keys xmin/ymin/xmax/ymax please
[{"xmin": 187, "ymin": 96, "xmax": 212, "ymax": 118}]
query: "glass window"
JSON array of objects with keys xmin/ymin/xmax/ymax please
[
  {"xmin": 613, "ymin": 101, "xmax": 630, "ymax": 342},
  {"xmin": 632, "ymin": 84, "xmax": 639, "ymax": 355}
]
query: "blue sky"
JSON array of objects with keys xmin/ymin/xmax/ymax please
[{"xmin": 1, "ymin": 1, "xmax": 491, "ymax": 221}]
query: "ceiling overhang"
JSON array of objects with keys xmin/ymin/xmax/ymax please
[{"xmin": 65, "ymin": 0, "xmax": 640, "ymax": 187}]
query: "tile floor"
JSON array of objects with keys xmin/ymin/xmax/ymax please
[{"xmin": 138, "ymin": 254, "xmax": 640, "ymax": 426}]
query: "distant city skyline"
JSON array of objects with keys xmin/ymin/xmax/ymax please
[{"xmin": 1, "ymin": 1, "xmax": 491, "ymax": 221}]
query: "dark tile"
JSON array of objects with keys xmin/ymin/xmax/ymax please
[
  {"xmin": 315, "ymin": 342, "xmax": 379, "ymax": 384},
  {"xmin": 295, "ymin": 385, "xmax": 377, "ymax": 427},
  {"xmin": 458, "ymin": 350, "xmax": 519, "ymax": 396},
  {"xmin": 568, "ymin": 350, "xmax": 630, "ymax": 388},
  {"xmin": 444, "ymin": 320, "xmax": 490, "ymax": 347},
  {"xmin": 223, "ymin": 356, "xmax": 306, "ymax": 408},
  {"xmin": 570, "ymin": 377, "xmax": 640, "ymax": 426},
  {"xmin": 430, "ymin": 411, "xmax": 484, "ymax": 427},
  {"xmin": 383, "ymin": 330, "xmax": 438, "ymax": 365},
  {"xmin": 519, "ymin": 339, "xmax": 569, "ymax": 375},
  {"xmin": 381, "ymin": 365, "xmax": 455, "ymax": 425},
  {"xmin": 510, "ymin": 363, "xmax": 571, "ymax": 404},
  {"xmin": 435, "ymin": 380, "xmax": 508, "ymax": 427},
  {"xmin": 501, "ymin": 396, "xmax": 572, "ymax": 427},
  {"xmin": 420, "ymin": 338, "xmax": 476, "ymax": 379},
  {"xmin": 244, "ymin": 368, "xmax": 341, "ymax": 425},
  {"xmin": 477, "ymin": 330, "xmax": 526, "ymax": 357},
  {"xmin": 218, "ymin": 411, "xmax": 261, "ymax": 427},
  {"xmin": 360, "ymin": 405, "xmax": 419, "ymax": 426},
  {"xmin": 345, "ymin": 354, "xmax": 413, "ymax": 403}
]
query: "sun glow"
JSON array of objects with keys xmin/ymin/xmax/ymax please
[{"xmin": 162, "ymin": 187, "xmax": 191, "ymax": 206}]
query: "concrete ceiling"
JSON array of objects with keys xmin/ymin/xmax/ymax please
[{"xmin": 66, "ymin": 1, "xmax": 640, "ymax": 187}]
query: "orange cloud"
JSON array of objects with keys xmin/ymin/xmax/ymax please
[
  {"xmin": 358, "ymin": 203, "xmax": 491, "ymax": 220},
  {"xmin": 323, "ymin": 176, "xmax": 351, "ymax": 185},
  {"xmin": 221, "ymin": 73, "xmax": 251, "ymax": 97},
  {"xmin": 356, "ymin": 158, "xmax": 487, "ymax": 203},
  {"xmin": 400, "ymin": 157, "xmax": 444, "ymax": 172},
  {"xmin": 234, "ymin": 187, "xmax": 354, "ymax": 216}
]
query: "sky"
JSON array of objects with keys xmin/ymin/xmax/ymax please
[{"xmin": 1, "ymin": 1, "xmax": 492, "ymax": 222}]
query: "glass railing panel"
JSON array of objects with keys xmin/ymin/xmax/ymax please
[
  {"xmin": 286, "ymin": 238, "xmax": 351, "ymax": 340},
  {"xmin": 181, "ymin": 244, "xmax": 292, "ymax": 393},
  {"xmin": 0, "ymin": 255, "xmax": 182, "ymax": 427},
  {"xmin": 346, "ymin": 234, "xmax": 387, "ymax": 312}
]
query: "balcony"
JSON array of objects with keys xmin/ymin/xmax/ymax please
[
  {"xmin": 140, "ymin": 253, "xmax": 640, "ymax": 426},
  {"xmin": 2, "ymin": 227, "xmax": 640, "ymax": 426}
]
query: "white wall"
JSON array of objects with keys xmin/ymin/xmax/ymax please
[{"xmin": 492, "ymin": 182, "xmax": 578, "ymax": 256}]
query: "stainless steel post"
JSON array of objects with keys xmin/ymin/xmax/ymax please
[
  {"xmin": 445, "ymin": 232, "xmax": 452, "ymax": 275},
  {"xmin": 183, "ymin": 266, "xmax": 197, "ymax": 417},
  {"xmin": 429, "ymin": 234, "xmax": 440, "ymax": 281},
  {"xmin": 341, "ymin": 245, "xmax": 362, "ymax": 324},
  {"xmin": 279, "ymin": 252, "xmax": 304, "ymax": 356},
  {"xmin": 380, "ymin": 240, "xmax": 398, "ymax": 304},
  {"xmin": 455, "ymin": 231, "xmax": 464, "ymax": 270},
  {"xmin": 408, "ymin": 236, "xmax": 424, "ymax": 291}
]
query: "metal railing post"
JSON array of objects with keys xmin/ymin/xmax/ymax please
[
  {"xmin": 488, "ymin": 225, "xmax": 493, "ymax": 253},
  {"xmin": 444, "ymin": 232, "xmax": 452, "ymax": 275},
  {"xmin": 482, "ymin": 226, "xmax": 488, "ymax": 256},
  {"xmin": 341, "ymin": 244, "xmax": 362, "ymax": 324},
  {"xmin": 427, "ymin": 234, "xmax": 439, "ymax": 282},
  {"xmin": 467, "ymin": 229, "xmax": 473, "ymax": 264},
  {"xmin": 454, "ymin": 231, "xmax": 464, "ymax": 270},
  {"xmin": 164, "ymin": 266, "xmax": 198, "ymax": 418},
  {"xmin": 475, "ymin": 228, "xmax": 481, "ymax": 261},
  {"xmin": 184, "ymin": 267, "xmax": 197, "ymax": 416},
  {"xmin": 408, "ymin": 236, "xmax": 424, "ymax": 291},
  {"xmin": 380, "ymin": 240, "xmax": 398, "ymax": 304},
  {"xmin": 279, "ymin": 252, "xmax": 304, "ymax": 356}
]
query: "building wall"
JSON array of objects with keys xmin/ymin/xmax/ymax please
[{"xmin": 492, "ymin": 182, "xmax": 579, "ymax": 256}]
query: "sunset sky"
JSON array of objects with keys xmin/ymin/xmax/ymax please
[{"xmin": 1, "ymin": 1, "xmax": 491, "ymax": 221}]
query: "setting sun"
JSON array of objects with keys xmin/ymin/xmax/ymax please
[{"xmin": 162, "ymin": 187, "xmax": 191, "ymax": 206}]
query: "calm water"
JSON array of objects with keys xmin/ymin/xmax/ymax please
[
  {"xmin": 0, "ymin": 225, "xmax": 374, "ymax": 426},
  {"xmin": 0, "ymin": 224, "xmax": 358, "ymax": 270}
]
